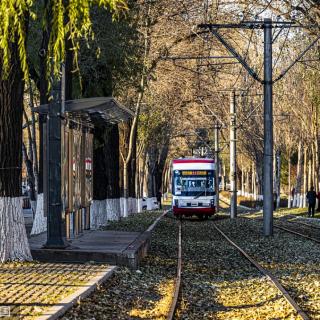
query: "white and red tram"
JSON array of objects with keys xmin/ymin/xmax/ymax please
[{"xmin": 171, "ymin": 158, "xmax": 216, "ymax": 218}]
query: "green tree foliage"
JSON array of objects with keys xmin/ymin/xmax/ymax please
[
  {"xmin": 76, "ymin": 1, "xmax": 143, "ymax": 99},
  {"xmin": 0, "ymin": 0, "xmax": 127, "ymax": 79}
]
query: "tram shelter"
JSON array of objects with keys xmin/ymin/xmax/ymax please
[{"xmin": 35, "ymin": 97, "xmax": 133, "ymax": 245}]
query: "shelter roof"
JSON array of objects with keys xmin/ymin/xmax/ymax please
[{"xmin": 35, "ymin": 97, "xmax": 134, "ymax": 125}]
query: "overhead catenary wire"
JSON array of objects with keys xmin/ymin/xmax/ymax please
[
  {"xmin": 273, "ymin": 23, "xmax": 292, "ymax": 70},
  {"xmin": 231, "ymin": 27, "xmax": 255, "ymax": 88}
]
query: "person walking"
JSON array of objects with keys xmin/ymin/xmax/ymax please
[
  {"xmin": 317, "ymin": 190, "xmax": 320, "ymax": 212},
  {"xmin": 273, "ymin": 192, "xmax": 277, "ymax": 211},
  {"xmin": 156, "ymin": 190, "xmax": 162, "ymax": 210},
  {"xmin": 306, "ymin": 186, "xmax": 317, "ymax": 217}
]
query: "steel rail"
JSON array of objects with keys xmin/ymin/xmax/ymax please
[
  {"xmin": 213, "ymin": 223, "xmax": 310, "ymax": 320},
  {"xmin": 287, "ymin": 219, "xmax": 320, "ymax": 230},
  {"xmin": 167, "ymin": 219, "xmax": 182, "ymax": 320},
  {"xmin": 244, "ymin": 215, "xmax": 320, "ymax": 242},
  {"xmin": 274, "ymin": 223, "xmax": 320, "ymax": 244}
]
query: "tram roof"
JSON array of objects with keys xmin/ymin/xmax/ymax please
[
  {"xmin": 172, "ymin": 158, "xmax": 214, "ymax": 163},
  {"xmin": 35, "ymin": 97, "xmax": 134, "ymax": 125}
]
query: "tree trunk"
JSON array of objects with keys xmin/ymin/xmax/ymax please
[
  {"xmin": 303, "ymin": 145, "xmax": 308, "ymax": 207},
  {"xmin": 222, "ymin": 163, "xmax": 226, "ymax": 191},
  {"xmin": 288, "ymin": 150, "xmax": 292, "ymax": 208},
  {"xmin": 34, "ymin": 1, "xmax": 51, "ymax": 236},
  {"xmin": 91, "ymin": 124, "xmax": 120, "ymax": 227},
  {"xmin": 120, "ymin": 120, "xmax": 137, "ymax": 217},
  {"xmin": 308, "ymin": 157, "xmax": 312, "ymax": 191},
  {"xmin": 23, "ymin": 110, "xmax": 36, "ymax": 206},
  {"xmin": 276, "ymin": 151, "xmax": 281, "ymax": 208},
  {"xmin": 22, "ymin": 143, "xmax": 36, "ymax": 215},
  {"xmin": 155, "ymin": 143, "xmax": 169, "ymax": 194},
  {"xmin": 140, "ymin": 150, "xmax": 147, "ymax": 198},
  {"xmin": 0, "ymin": 42, "xmax": 32, "ymax": 262},
  {"xmin": 123, "ymin": 162, "xmax": 128, "ymax": 217},
  {"xmin": 27, "ymin": 79, "xmax": 39, "ymax": 194},
  {"xmin": 311, "ymin": 143, "xmax": 316, "ymax": 190},
  {"xmin": 241, "ymin": 167, "xmax": 245, "ymax": 196},
  {"xmin": 294, "ymin": 141, "xmax": 303, "ymax": 207}
]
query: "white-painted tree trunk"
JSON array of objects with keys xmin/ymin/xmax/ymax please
[
  {"xmin": 0, "ymin": 197, "xmax": 32, "ymax": 262},
  {"xmin": 288, "ymin": 152, "xmax": 292, "ymax": 208},
  {"xmin": 292, "ymin": 194, "xmax": 297, "ymax": 207},
  {"xmin": 146, "ymin": 198, "xmax": 153, "ymax": 210},
  {"xmin": 137, "ymin": 198, "xmax": 142, "ymax": 213},
  {"xmin": 106, "ymin": 198, "xmax": 120, "ymax": 221},
  {"xmin": 91, "ymin": 198, "xmax": 123, "ymax": 229},
  {"xmin": 31, "ymin": 193, "xmax": 46, "ymax": 235},
  {"xmin": 30, "ymin": 200, "xmax": 37, "ymax": 217},
  {"xmin": 90, "ymin": 200, "xmax": 105, "ymax": 230},
  {"xmin": 123, "ymin": 198, "xmax": 128, "ymax": 217},
  {"xmin": 127, "ymin": 197, "xmax": 131, "ymax": 215}
]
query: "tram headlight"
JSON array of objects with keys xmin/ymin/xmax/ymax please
[
  {"xmin": 174, "ymin": 199, "xmax": 179, "ymax": 207},
  {"xmin": 210, "ymin": 199, "xmax": 215, "ymax": 208}
]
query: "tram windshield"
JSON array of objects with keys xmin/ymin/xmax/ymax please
[{"xmin": 173, "ymin": 170, "xmax": 214, "ymax": 197}]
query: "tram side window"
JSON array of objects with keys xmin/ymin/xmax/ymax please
[
  {"xmin": 207, "ymin": 176, "xmax": 214, "ymax": 191},
  {"xmin": 174, "ymin": 175, "xmax": 182, "ymax": 195}
]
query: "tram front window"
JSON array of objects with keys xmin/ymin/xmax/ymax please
[{"xmin": 173, "ymin": 170, "xmax": 214, "ymax": 197}]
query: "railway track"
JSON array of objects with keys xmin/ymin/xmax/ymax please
[
  {"xmin": 167, "ymin": 219, "xmax": 182, "ymax": 320},
  {"xmin": 213, "ymin": 223, "xmax": 309, "ymax": 320},
  {"xmin": 274, "ymin": 223, "xmax": 320, "ymax": 244},
  {"xmin": 245, "ymin": 214, "xmax": 320, "ymax": 244},
  {"xmin": 167, "ymin": 218, "xmax": 309, "ymax": 320}
]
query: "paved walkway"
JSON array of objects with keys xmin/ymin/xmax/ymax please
[{"xmin": 0, "ymin": 262, "xmax": 115, "ymax": 319}]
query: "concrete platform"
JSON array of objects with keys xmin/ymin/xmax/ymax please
[{"xmin": 29, "ymin": 229, "xmax": 151, "ymax": 269}]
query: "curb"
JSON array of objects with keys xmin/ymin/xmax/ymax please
[
  {"xmin": 120, "ymin": 210, "xmax": 169, "ymax": 268},
  {"xmin": 36, "ymin": 265, "xmax": 117, "ymax": 320}
]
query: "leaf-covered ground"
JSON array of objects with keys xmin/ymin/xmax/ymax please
[
  {"xmin": 62, "ymin": 212, "xmax": 178, "ymax": 320},
  {"xmin": 176, "ymin": 217, "xmax": 298, "ymax": 320},
  {"xmin": 0, "ymin": 262, "xmax": 111, "ymax": 320},
  {"xmin": 216, "ymin": 216, "xmax": 320, "ymax": 319},
  {"xmin": 60, "ymin": 208, "xmax": 319, "ymax": 320}
]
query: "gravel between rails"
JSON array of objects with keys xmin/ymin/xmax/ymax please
[{"xmin": 216, "ymin": 217, "xmax": 320, "ymax": 319}]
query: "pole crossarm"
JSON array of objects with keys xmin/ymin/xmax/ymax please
[
  {"xmin": 198, "ymin": 23, "xmax": 261, "ymax": 29},
  {"xmin": 198, "ymin": 25, "xmax": 262, "ymax": 83},
  {"xmin": 274, "ymin": 34, "xmax": 320, "ymax": 82},
  {"xmin": 162, "ymin": 55, "xmax": 236, "ymax": 60},
  {"xmin": 199, "ymin": 22, "xmax": 320, "ymax": 85}
]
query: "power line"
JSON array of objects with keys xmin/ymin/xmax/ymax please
[
  {"xmin": 232, "ymin": 27, "xmax": 255, "ymax": 88},
  {"xmin": 198, "ymin": 18, "xmax": 320, "ymax": 237}
]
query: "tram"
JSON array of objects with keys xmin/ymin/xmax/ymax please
[{"xmin": 172, "ymin": 158, "xmax": 216, "ymax": 219}]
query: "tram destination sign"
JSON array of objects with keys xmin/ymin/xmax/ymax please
[{"xmin": 181, "ymin": 170, "xmax": 208, "ymax": 176}]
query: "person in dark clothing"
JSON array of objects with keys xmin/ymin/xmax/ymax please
[
  {"xmin": 273, "ymin": 192, "xmax": 277, "ymax": 211},
  {"xmin": 317, "ymin": 191, "xmax": 320, "ymax": 212},
  {"xmin": 156, "ymin": 191, "xmax": 162, "ymax": 210},
  {"xmin": 306, "ymin": 187, "xmax": 317, "ymax": 217}
]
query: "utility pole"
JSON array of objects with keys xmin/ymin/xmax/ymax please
[
  {"xmin": 230, "ymin": 90, "xmax": 237, "ymax": 218},
  {"xmin": 44, "ymin": 64, "xmax": 68, "ymax": 248},
  {"xmin": 214, "ymin": 124, "xmax": 220, "ymax": 212},
  {"xmin": 263, "ymin": 18, "xmax": 273, "ymax": 236}
]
